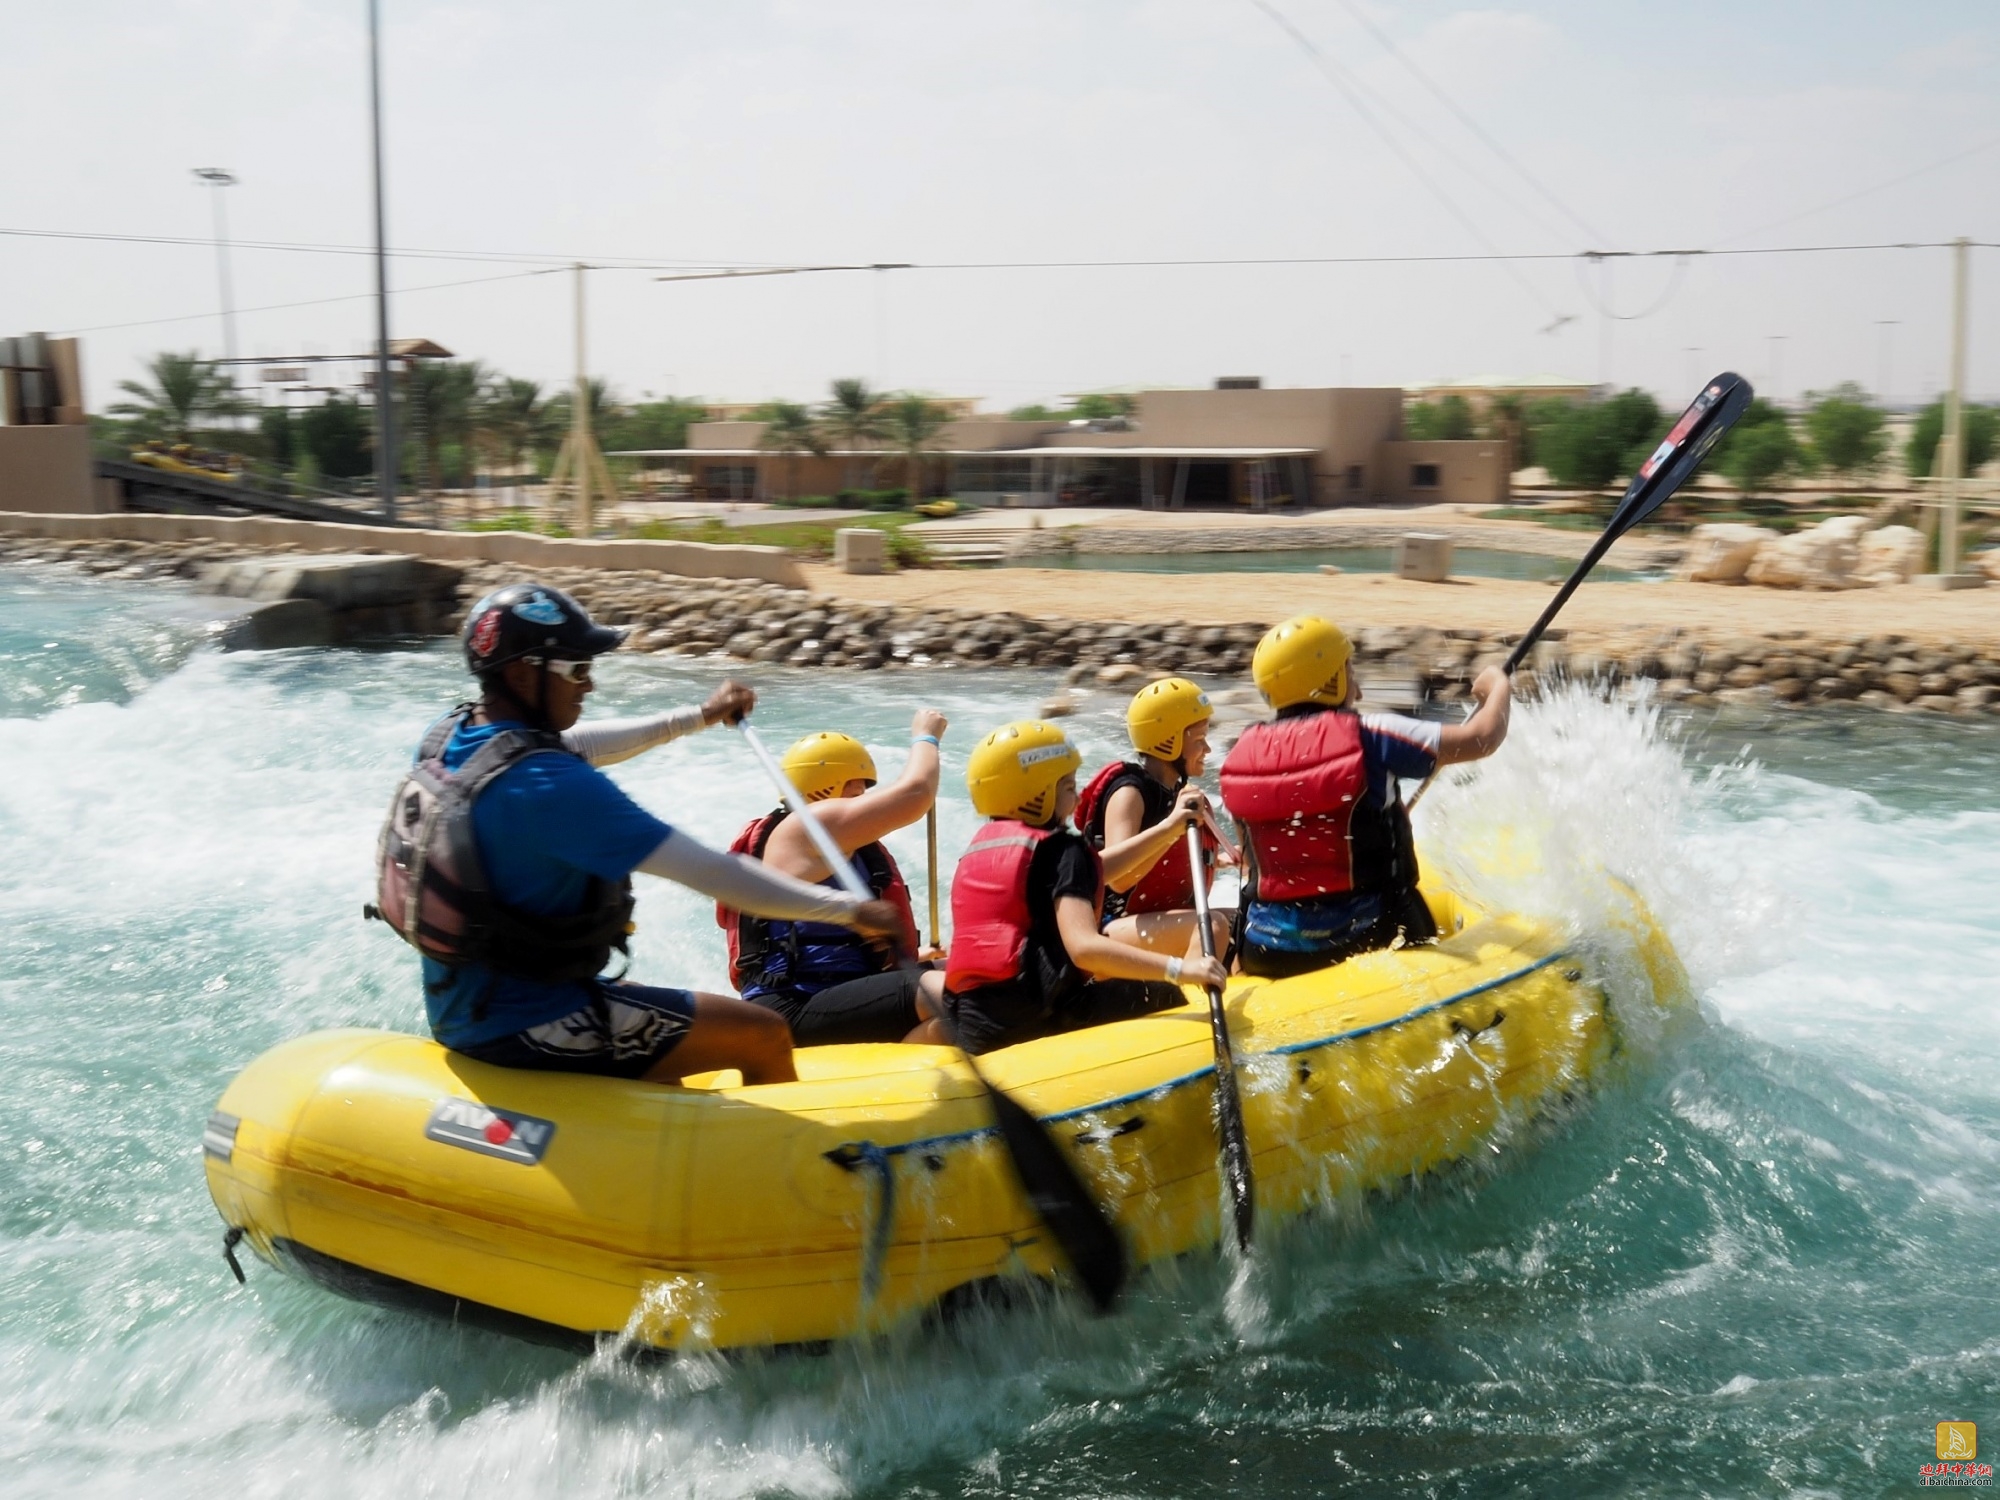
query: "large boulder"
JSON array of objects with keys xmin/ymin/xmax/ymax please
[
  {"xmin": 1746, "ymin": 515, "xmax": 1869, "ymax": 590},
  {"xmin": 1679, "ymin": 523, "xmax": 1776, "ymax": 583},
  {"xmin": 1856, "ymin": 525, "xmax": 1927, "ymax": 587}
]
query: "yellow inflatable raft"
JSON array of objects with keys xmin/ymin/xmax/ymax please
[{"xmin": 202, "ymin": 886, "xmax": 1688, "ymax": 1350}]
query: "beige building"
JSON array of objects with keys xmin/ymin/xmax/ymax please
[{"xmin": 625, "ymin": 379, "xmax": 1509, "ymax": 509}]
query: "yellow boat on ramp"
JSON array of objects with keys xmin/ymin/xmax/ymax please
[{"xmin": 202, "ymin": 886, "xmax": 1688, "ymax": 1351}]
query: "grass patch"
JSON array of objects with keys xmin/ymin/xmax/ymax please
[{"xmin": 458, "ymin": 510, "xmax": 572, "ymax": 537}]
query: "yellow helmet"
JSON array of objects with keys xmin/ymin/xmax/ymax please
[
  {"xmin": 781, "ymin": 731, "xmax": 877, "ymax": 802},
  {"xmin": 1252, "ymin": 615, "xmax": 1352, "ymax": 710},
  {"xmin": 966, "ymin": 720, "xmax": 1081, "ymax": 824},
  {"xmin": 1127, "ymin": 676, "xmax": 1212, "ymax": 760}
]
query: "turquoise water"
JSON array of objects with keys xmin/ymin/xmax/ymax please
[
  {"xmin": 1, "ymin": 564, "xmax": 1995, "ymax": 1497},
  {"xmin": 1006, "ymin": 545, "xmax": 1654, "ymax": 582}
]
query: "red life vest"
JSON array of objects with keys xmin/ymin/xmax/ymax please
[
  {"xmin": 1073, "ymin": 760, "xmax": 1215, "ymax": 917},
  {"xmin": 944, "ymin": 820, "xmax": 1103, "ymax": 992},
  {"xmin": 715, "ymin": 808, "xmax": 919, "ymax": 994},
  {"xmin": 1220, "ymin": 709, "xmax": 1409, "ymax": 903}
]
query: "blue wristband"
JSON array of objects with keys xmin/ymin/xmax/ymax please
[{"xmin": 912, "ymin": 734, "xmax": 940, "ymax": 747}]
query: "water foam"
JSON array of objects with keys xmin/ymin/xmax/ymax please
[{"xmin": 3, "ymin": 578, "xmax": 1998, "ymax": 1496}]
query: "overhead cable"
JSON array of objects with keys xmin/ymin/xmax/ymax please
[
  {"xmin": 1245, "ymin": 0, "xmax": 1569, "ymax": 323},
  {"xmin": 1330, "ymin": 0, "xmax": 1615, "ymax": 249}
]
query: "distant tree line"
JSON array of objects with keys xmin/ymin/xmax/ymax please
[
  {"xmin": 1403, "ymin": 382, "xmax": 1996, "ymax": 497},
  {"xmin": 103, "ymin": 350, "xmax": 709, "ymax": 496},
  {"xmin": 102, "ymin": 352, "xmax": 961, "ymax": 507}
]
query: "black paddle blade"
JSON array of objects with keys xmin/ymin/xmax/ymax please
[
  {"xmin": 1613, "ymin": 371, "xmax": 1754, "ymax": 532},
  {"xmin": 1502, "ymin": 371, "xmax": 1756, "ymax": 675},
  {"xmin": 987, "ymin": 1084, "xmax": 1127, "ymax": 1310},
  {"xmin": 1209, "ymin": 1026, "xmax": 1256, "ymax": 1252}
]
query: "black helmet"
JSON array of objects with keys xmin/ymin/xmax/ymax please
[{"xmin": 462, "ymin": 582, "xmax": 626, "ymax": 677}]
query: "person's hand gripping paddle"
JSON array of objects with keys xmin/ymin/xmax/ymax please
[
  {"xmin": 1187, "ymin": 822, "xmax": 1254, "ymax": 1252},
  {"xmin": 1410, "ymin": 371, "xmax": 1754, "ymax": 809},
  {"xmin": 740, "ymin": 724, "xmax": 1127, "ymax": 1311}
]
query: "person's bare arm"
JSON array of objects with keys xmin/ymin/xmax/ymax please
[
  {"xmin": 1437, "ymin": 667, "xmax": 1512, "ymax": 767},
  {"xmin": 1098, "ymin": 783, "xmax": 1211, "ymax": 890},
  {"xmin": 769, "ymin": 709, "xmax": 946, "ymax": 880},
  {"xmin": 1053, "ymin": 894, "xmax": 1226, "ymax": 988}
]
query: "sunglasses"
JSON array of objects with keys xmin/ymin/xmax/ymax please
[{"xmin": 524, "ymin": 656, "xmax": 594, "ymax": 684}]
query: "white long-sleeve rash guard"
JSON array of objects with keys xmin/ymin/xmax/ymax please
[
  {"xmin": 558, "ymin": 703, "xmax": 866, "ymax": 926},
  {"xmin": 559, "ymin": 705, "xmax": 707, "ymax": 767},
  {"xmin": 637, "ymin": 832, "xmax": 864, "ymax": 926}
]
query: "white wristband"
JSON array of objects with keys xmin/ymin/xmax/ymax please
[{"xmin": 1166, "ymin": 957, "xmax": 1183, "ymax": 983}]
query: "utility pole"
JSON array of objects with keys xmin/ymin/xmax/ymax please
[
  {"xmin": 1939, "ymin": 237, "xmax": 1969, "ymax": 577},
  {"xmin": 367, "ymin": 0, "xmax": 397, "ymax": 523},
  {"xmin": 191, "ymin": 168, "xmax": 239, "ymax": 364},
  {"xmin": 545, "ymin": 263, "xmax": 616, "ymax": 537}
]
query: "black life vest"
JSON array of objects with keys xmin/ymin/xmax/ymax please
[
  {"xmin": 716, "ymin": 807, "xmax": 918, "ymax": 1002},
  {"xmin": 368, "ymin": 705, "xmax": 635, "ymax": 985}
]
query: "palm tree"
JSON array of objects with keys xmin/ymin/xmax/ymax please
[
  {"xmin": 756, "ymin": 402, "xmax": 826, "ymax": 500},
  {"xmin": 402, "ymin": 359, "xmax": 486, "ymax": 511},
  {"xmin": 884, "ymin": 393, "xmax": 949, "ymax": 503},
  {"xmin": 110, "ymin": 351, "xmax": 249, "ymax": 443},
  {"xmin": 477, "ymin": 376, "xmax": 550, "ymax": 477},
  {"xmin": 819, "ymin": 377, "xmax": 887, "ymax": 491}
]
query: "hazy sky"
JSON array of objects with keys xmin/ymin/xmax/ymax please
[{"xmin": 8, "ymin": 1, "xmax": 1997, "ymax": 414}]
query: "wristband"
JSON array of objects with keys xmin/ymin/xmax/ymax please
[
  {"xmin": 912, "ymin": 734, "xmax": 940, "ymax": 747},
  {"xmin": 1166, "ymin": 957, "xmax": 1184, "ymax": 983}
]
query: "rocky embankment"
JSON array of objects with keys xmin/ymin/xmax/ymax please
[{"xmin": 6, "ymin": 533, "xmax": 1999, "ymax": 716}]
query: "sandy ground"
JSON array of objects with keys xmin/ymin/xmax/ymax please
[{"xmin": 802, "ymin": 564, "xmax": 2000, "ymax": 650}]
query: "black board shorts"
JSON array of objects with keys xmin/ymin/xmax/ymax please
[
  {"xmin": 747, "ymin": 969, "xmax": 926, "ymax": 1047},
  {"xmin": 453, "ymin": 981, "xmax": 698, "ymax": 1079},
  {"xmin": 941, "ymin": 977, "xmax": 1183, "ymax": 1055}
]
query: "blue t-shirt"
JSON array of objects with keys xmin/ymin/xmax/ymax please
[
  {"xmin": 1244, "ymin": 711, "xmax": 1440, "ymax": 954},
  {"xmin": 418, "ymin": 716, "xmax": 672, "ymax": 1047}
]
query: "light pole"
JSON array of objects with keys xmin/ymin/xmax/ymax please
[
  {"xmin": 367, "ymin": 0, "xmax": 397, "ymax": 522},
  {"xmin": 191, "ymin": 168, "xmax": 239, "ymax": 364}
]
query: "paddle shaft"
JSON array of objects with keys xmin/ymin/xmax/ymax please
[
  {"xmin": 738, "ymin": 723, "xmax": 1126, "ymax": 1309},
  {"xmin": 1407, "ymin": 372, "xmax": 1755, "ymax": 810},
  {"xmin": 1187, "ymin": 824, "xmax": 1255, "ymax": 1251},
  {"xmin": 926, "ymin": 806, "xmax": 941, "ymax": 951}
]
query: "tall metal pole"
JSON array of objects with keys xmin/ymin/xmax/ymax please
[
  {"xmin": 368, "ymin": 0, "xmax": 397, "ymax": 523},
  {"xmin": 191, "ymin": 169, "xmax": 238, "ymax": 364},
  {"xmin": 1940, "ymin": 236, "xmax": 1969, "ymax": 576},
  {"xmin": 573, "ymin": 262, "xmax": 592, "ymax": 537}
]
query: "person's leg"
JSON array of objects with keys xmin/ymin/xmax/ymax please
[
  {"xmin": 1105, "ymin": 909, "xmax": 1232, "ymax": 960},
  {"xmin": 642, "ymin": 992, "xmax": 796, "ymax": 1085}
]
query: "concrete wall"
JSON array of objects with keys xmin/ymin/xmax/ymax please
[
  {"xmin": 0, "ymin": 509, "xmax": 810, "ymax": 586},
  {"xmin": 0, "ymin": 425, "xmax": 102, "ymax": 513},
  {"xmin": 1376, "ymin": 441, "xmax": 1512, "ymax": 505}
]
